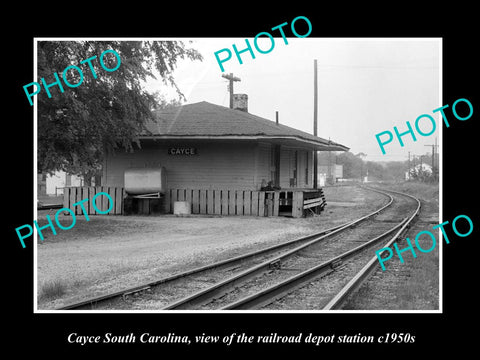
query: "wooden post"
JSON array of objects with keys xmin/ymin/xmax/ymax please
[
  {"xmin": 88, "ymin": 187, "xmax": 95, "ymax": 214},
  {"xmin": 80, "ymin": 187, "xmax": 88, "ymax": 214},
  {"xmin": 292, "ymin": 191, "xmax": 304, "ymax": 218},
  {"xmin": 273, "ymin": 191, "xmax": 279, "ymax": 216},
  {"xmin": 200, "ymin": 190, "xmax": 207, "ymax": 214},
  {"xmin": 186, "ymin": 189, "xmax": 192, "ymax": 210},
  {"xmin": 228, "ymin": 190, "xmax": 236, "ymax": 215},
  {"xmin": 62, "ymin": 187, "xmax": 70, "ymax": 215},
  {"xmin": 192, "ymin": 189, "xmax": 199, "ymax": 214},
  {"xmin": 115, "ymin": 187, "xmax": 123, "ymax": 214},
  {"xmin": 266, "ymin": 192, "xmax": 273, "ymax": 216},
  {"xmin": 207, "ymin": 190, "xmax": 214, "ymax": 214},
  {"xmin": 69, "ymin": 188, "xmax": 77, "ymax": 213},
  {"xmin": 244, "ymin": 190, "xmax": 251, "ymax": 215},
  {"xmin": 74, "ymin": 187, "xmax": 82, "ymax": 215},
  {"xmin": 251, "ymin": 191, "xmax": 259, "ymax": 216},
  {"xmin": 236, "ymin": 190, "xmax": 244, "ymax": 215},
  {"xmin": 214, "ymin": 190, "xmax": 222, "ymax": 215},
  {"xmin": 178, "ymin": 189, "xmax": 185, "ymax": 201},
  {"xmin": 171, "ymin": 189, "xmax": 178, "ymax": 206},
  {"xmin": 221, "ymin": 189, "xmax": 229, "ymax": 215},
  {"xmin": 100, "ymin": 186, "xmax": 108, "ymax": 213},
  {"xmin": 107, "ymin": 187, "xmax": 116, "ymax": 215},
  {"xmin": 258, "ymin": 192, "xmax": 265, "ymax": 216}
]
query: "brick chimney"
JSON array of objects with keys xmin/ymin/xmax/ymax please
[{"xmin": 233, "ymin": 94, "xmax": 248, "ymax": 112}]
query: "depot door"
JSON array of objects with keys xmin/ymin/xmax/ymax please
[{"xmin": 271, "ymin": 145, "xmax": 281, "ymax": 187}]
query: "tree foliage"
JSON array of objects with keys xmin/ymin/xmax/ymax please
[
  {"xmin": 335, "ymin": 152, "xmax": 364, "ymax": 179},
  {"xmin": 333, "ymin": 151, "xmax": 407, "ymax": 181},
  {"xmin": 322, "ymin": 151, "xmax": 438, "ymax": 182},
  {"xmin": 37, "ymin": 41, "xmax": 203, "ymax": 180}
]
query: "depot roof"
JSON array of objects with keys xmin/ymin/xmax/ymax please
[{"xmin": 140, "ymin": 101, "xmax": 349, "ymax": 151}]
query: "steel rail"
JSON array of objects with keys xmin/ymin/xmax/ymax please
[
  {"xmin": 222, "ymin": 188, "xmax": 421, "ymax": 310},
  {"xmin": 57, "ymin": 215, "xmax": 378, "ymax": 310},
  {"xmin": 56, "ymin": 186, "xmax": 393, "ymax": 311},
  {"xmin": 221, "ymin": 216, "xmax": 409, "ymax": 310},
  {"xmin": 322, "ymin": 187, "xmax": 421, "ymax": 310},
  {"xmin": 162, "ymin": 188, "xmax": 394, "ymax": 310},
  {"xmin": 58, "ymin": 224, "xmax": 344, "ymax": 310}
]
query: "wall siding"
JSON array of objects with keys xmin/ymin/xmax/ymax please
[
  {"xmin": 104, "ymin": 140, "xmax": 315, "ymax": 191},
  {"xmin": 105, "ymin": 141, "xmax": 258, "ymax": 190}
]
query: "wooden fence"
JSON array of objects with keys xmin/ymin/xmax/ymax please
[
  {"xmin": 63, "ymin": 187, "xmax": 326, "ymax": 218},
  {"xmin": 63, "ymin": 186, "xmax": 125, "ymax": 215},
  {"xmin": 164, "ymin": 189, "xmax": 305, "ymax": 217}
]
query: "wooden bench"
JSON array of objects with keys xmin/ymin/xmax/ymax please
[{"xmin": 303, "ymin": 196, "xmax": 327, "ymax": 210}]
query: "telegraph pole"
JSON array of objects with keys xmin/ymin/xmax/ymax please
[
  {"xmin": 328, "ymin": 138, "xmax": 332, "ymax": 184},
  {"xmin": 313, "ymin": 59, "xmax": 318, "ymax": 189},
  {"xmin": 407, "ymin": 151, "xmax": 410, "ymax": 180},
  {"xmin": 222, "ymin": 73, "xmax": 241, "ymax": 109},
  {"xmin": 425, "ymin": 137, "xmax": 439, "ymax": 180}
]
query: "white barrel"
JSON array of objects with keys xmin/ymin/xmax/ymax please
[
  {"xmin": 124, "ymin": 167, "xmax": 167, "ymax": 195},
  {"xmin": 174, "ymin": 201, "xmax": 191, "ymax": 215}
]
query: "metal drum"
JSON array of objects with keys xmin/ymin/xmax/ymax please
[{"xmin": 124, "ymin": 167, "xmax": 167, "ymax": 197}]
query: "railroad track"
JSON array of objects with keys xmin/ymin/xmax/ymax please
[
  {"xmin": 321, "ymin": 188, "xmax": 421, "ymax": 310},
  {"xmin": 57, "ymin": 186, "xmax": 418, "ymax": 311},
  {"xmin": 226, "ymin": 188, "xmax": 421, "ymax": 310},
  {"xmin": 170, "ymin": 188, "xmax": 419, "ymax": 311}
]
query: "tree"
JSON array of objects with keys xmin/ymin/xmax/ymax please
[
  {"xmin": 150, "ymin": 91, "xmax": 184, "ymax": 111},
  {"xmin": 37, "ymin": 41, "xmax": 203, "ymax": 183},
  {"xmin": 336, "ymin": 152, "xmax": 409, "ymax": 182},
  {"xmin": 336, "ymin": 151, "xmax": 363, "ymax": 179},
  {"xmin": 365, "ymin": 161, "xmax": 386, "ymax": 181}
]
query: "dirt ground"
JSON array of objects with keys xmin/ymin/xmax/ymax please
[{"xmin": 37, "ymin": 185, "xmax": 387, "ymax": 310}]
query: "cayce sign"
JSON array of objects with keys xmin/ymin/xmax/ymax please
[{"xmin": 168, "ymin": 147, "xmax": 197, "ymax": 155}]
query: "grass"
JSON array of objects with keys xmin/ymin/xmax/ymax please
[
  {"xmin": 393, "ymin": 246, "xmax": 439, "ymax": 310},
  {"xmin": 377, "ymin": 181, "xmax": 439, "ymax": 206},
  {"xmin": 344, "ymin": 245, "xmax": 439, "ymax": 310},
  {"xmin": 388, "ymin": 182, "xmax": 440, "ymax": 310},
  {"xmin": 39, "ymin": 279, "xmax": 67, "ymax": 301}
]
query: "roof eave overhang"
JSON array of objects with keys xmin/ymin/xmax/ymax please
[{"xmin": 138, "ymin": 134, "xmax": 349, "ymax": 152}]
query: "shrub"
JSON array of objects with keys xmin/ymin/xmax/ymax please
[{"xmin": 39, "ymin": 279, "xmax": 67, "ymax": 300}]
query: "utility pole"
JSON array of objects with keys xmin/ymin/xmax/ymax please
[
  {"xmin": 408, "ymin": 151, "xmax": 411, "ymax": 180},
  {"xmin": 412, "ymin": 155, "xmax": 416, "ymax": 179},
  {"xmin": 222, "ymin": 73, "xmax": 241, "ymax": 109},
  {"xmin": 425, "ymin": 137, "xmax": 439, "ymax": 180},
  {"xmin": 327, "ymin": 138, "xmax": 332, "ymax": 185},
  {"xmin": 313, "ymin": 59, "xmax": 318, "ymax": 189}
]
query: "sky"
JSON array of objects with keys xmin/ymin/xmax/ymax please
[{"xmin": 143, "ymin": 38, "xmax": 441, "ymax": 163}]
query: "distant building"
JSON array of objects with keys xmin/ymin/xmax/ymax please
[
  {"xmin": 317, "ymin": 164, "xmax": 343, "ymax": 185},
  {"xmin": 405, "ymin": 163, "xmax": 432, "ymax": 180},
  {"xmin": 44, "ymin": 171, "xmax": 85, "ymax": 195}
]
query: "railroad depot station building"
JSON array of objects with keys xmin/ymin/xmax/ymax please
[{"xmin": 65, "ymin": 95, "xmax": 349, "ymax": 217}]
